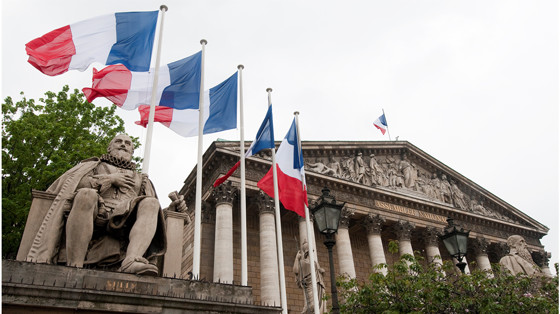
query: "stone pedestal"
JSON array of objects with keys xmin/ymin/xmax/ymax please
[{"xmin": 162, "ymin": 210, "xmax": 190, "ymax": 277}]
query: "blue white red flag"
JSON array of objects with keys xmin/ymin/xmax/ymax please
[
  {"xmin": 26, "ymin": 11, "xmax": 158, "ymax": 76},
  {"xmin": 373, "ymin": 113, "xmax": 388, "ymax": 135},
  {"xmin": 135, "ymin": 72, "xmax": 238, "ymax": 137},
  {"xmin": 83, "ymin": 52, "xmax": 201, "ymax": 110},
  {"xmin": 258, "ymin": 118, "xmax": 308, "ymax": 217},
  {"xmin": 214, "ymin": 105, "xmax": 275, "ymax": 187}
]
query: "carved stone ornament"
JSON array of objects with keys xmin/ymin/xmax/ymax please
[
  {"xmin": 394, "ymin": 220, "xmax": 415, "ymax": 241},
  {"xmin": 212, "ymin": 181, "xmax": 237, "ymax": 206},
  {"xmin": 423, "ymin": 226, "xmax": 441, "ymax": 247},
  {"xmin": 304, "ymin": 151, "xmax": 518, "ymax": 224},
  {"xmin": 339, "ymin": 206, "xmax": 355, "ymax": 229},
  {"xmin": 362, "ymin": 213, "xmax": 385, "ymax": 235},
  {"xmin": 257, "ymin": 191, "xmax": 275, "ymax": 215}
]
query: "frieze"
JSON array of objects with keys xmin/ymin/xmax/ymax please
[
  {"xmin": 304, "ymin": 151, "xmax": 519, "ymax": 224},
  {"xmin": 375, "ymin": 200, "xmax": 447, "ymax": 223}
]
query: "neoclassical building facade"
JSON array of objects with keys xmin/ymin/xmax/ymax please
[{"xmin": 177, "ymin": 140, "xmax": 551, "ymax": 312}]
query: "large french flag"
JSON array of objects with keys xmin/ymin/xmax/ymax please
[
  {"xmin": 83, "ymin": 52, "xmax": 201, "ymax": 110},
  {"xmin": 258, "ymin": 119, "xmax": 308, "ymax": 217},
  {"xmin": 26, "ymin": 11, "xmax": 158, "ymax": 76},
  {"xmin": 135, "ymin": 72, "xmax": 238, "ymax": 137},
  {"xmin": 214, "ymin": 105, "xmax": 275, "ymax": 187}
]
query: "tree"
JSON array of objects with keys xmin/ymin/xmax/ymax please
[
  {"xmin": 2, "ymin": 85, "xmax": 139, "ymax": 258},
  {"xmin": 338, "ymin": 240, "xmax": 559, "ymax": 313}
]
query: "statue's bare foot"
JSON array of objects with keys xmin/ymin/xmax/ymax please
[{"xmin": 119, "ymin": 256, "xmax": 158, "ymax": 276}]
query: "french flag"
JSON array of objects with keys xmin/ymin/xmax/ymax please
[
  {"xmin": 258, "ymin": 119, "xmax": 308, "ymax": 217},
  {"xmin": 373, "ymin": 113, "xmax": 388, "ymax": 135},
  {"xmin": 135, "ymin": 72, "xmax": 238, "ymax": 137},
  {"xmin": 26, "ymin": 11, "xmax": 158, "ymax": 76},
  {"xmin": 83, "ymin": 51, "xmax": 201, "ymax": 110},
  {"xmin": 214, "ymin": 105, "xmax": 275, "ymax": 187}
]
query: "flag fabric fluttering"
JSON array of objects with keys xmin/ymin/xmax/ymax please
[
  {"xmin": 214, "ymin": 105, "xmax": 275, "ymax": 187},
  {"xmin": 135, "ymin": 72, "xmax": 238, "ymax": 137},
  {"xmin": 373, "ymin": 113, "xmax": 388, "ymax": 135},
  {"xmin": 83, "ymin": 51, "xmax": 202, "ymax": 110},
  {"xmin": 26, "ymin": 11, "xmax": 158, "ymax": 76},
  {"xmin": 258, "ymin": 118, "xmax": 308, "ymax": 217}
]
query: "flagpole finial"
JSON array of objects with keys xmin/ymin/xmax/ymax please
[
  {"xmin": 294, "ymin": 111, "xmax": 300, "ymax": 116},
  {"xmin": 238, "ymin": 64, "xmax": 244, "ymax": 70},
  {"xmin": 266, "ymin": 88, "xmax": 272, "ymax": 92},
  {"xmin": 200, "ymin": 39, "xmax": 207, "ymax": 45},
  {"xmin": 160, "ymin": 5, "xmax": 168, "ymax": 11}
]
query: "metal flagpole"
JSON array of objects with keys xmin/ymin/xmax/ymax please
[
  {"xmin": 238, "ymin": 65, "xmax": 248, "ymax": 286},
  {"xmin": 267, "ymin": 88, "xmax": 288, "ymax": 314},
  {"xmin": 142, "ymin": 5, "xmax": 168, "ymax": 174},
  {"xmin": 382, "ymin": 108, "xmax": 392, "ymax": 141},
  {"xmin": 294, "ymin": 112, "xmax": 320, "ymax": 314},
  {"xmin": 192, "ymin": 39, "xmax": 207, "ymax": 279}
]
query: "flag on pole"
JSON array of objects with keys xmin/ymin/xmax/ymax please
[
  {"xmin": 26, "ymin": 11, "xmax": 158, "ymax": 76},
  {"xmin": 214, "ymin": 105, "xmax": 275, "ymax": 187},
  {"xmin": 135, "ymin": 72, "xmax": 238, "ymax": 137},
  {"xmin": 258, "ymin": 118, "xmax": 308, "ymax": 217},
  {"xmin": 82, "ymin": 51, "xmax": 202, "ymax": 110},
  {"xmin": 373, "ymin": 113, "xmax": 388, "ymax": 135}
]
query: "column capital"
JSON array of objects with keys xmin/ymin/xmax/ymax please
[
  {"xmin": 362, "ymin": 213, "xmax": 385, "ymax": 235},
  {"xmin": 472, "ymin": 237, "xmax": 490, "ymax": 256},
  {"xmin": 394, "ymin": 220, "xmax": 415, "ymax": 241},
  {"xmin": 257, "ymin": 191, "xmax": 275, "ymax": 215},
  {"xmin": 212, "ymin": 181, "xmax": 237, "ymax": 206},
  {"xmin": 339, "ymin": 206, "xmax": 355, "ymax": 229},
  {"xmin": 423, "ymin": 226, "xmax": 441, "ymax": 247}
]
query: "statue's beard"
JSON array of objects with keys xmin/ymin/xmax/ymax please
[
  {"xmin": 516, "ymin": 246, "xmax": 534, "ymax": 264},
  {"xmin": 109, "ymin": 149, "xmax": 132, "ymax": 162}
]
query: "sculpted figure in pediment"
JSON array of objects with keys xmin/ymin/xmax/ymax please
[
  {"xmin": 386, "ymin": 156, "xmax": 404, "ymax": 187},
  {"xmin": 355, "ymin": 153, "xmax": 366, "ymax": 184},
  {"xmin": 307, "ymin": 158, "xmax": 338, "ymax": 177},
  {"xmin": 450, "ymin": 179, "xmax": 468, "ymax": 210},
  {"xmin": 341, "ymin": 156, "xmax": 356, "ymax": 182},
  {"xmin": 399, "ymin": 154, "xmax": 417, "ymax": 188},
  {"xmin": 368, "ymin": 154, "xmax": 387, "ymax": 186},
  {"xmin": 440, "ymin": 174, "xmax": 453, "ymax": 204}
]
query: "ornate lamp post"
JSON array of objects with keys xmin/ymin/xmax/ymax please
[
  {"xmin": 310, "ymin": 187, "xmax": 345, "ymax": 314},
  {"xmin": 440, "ymin": 218, "xmax": 470, "ymax": 274}
]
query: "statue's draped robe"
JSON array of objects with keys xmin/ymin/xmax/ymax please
[
  {"xmin": 500, "ymin": 253, "xmax": 540, "ymax": 276},
  {"xmin": 25, "ymin": 158, "xmax": 166, "ymax": 266}
]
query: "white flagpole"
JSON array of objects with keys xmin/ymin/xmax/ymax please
[
  {"xmin": 238, "ymin": 64, "xmax": 248, "ymax": 286},
  {"xmin": 382, "ymin": 108, "xmax": 392, "ymax": 141},
  {"xmin": 142, "ymin": 5, "xmax": 167, "ymax": 174},
  {"xmin": 294, "ymin": 112, "xmax": 320, "ymax": 314},
  {"xmin": 267, "ymin": 88, "xmax": 288, "ymax": 314},
  {"xmin": 192, "ymin": 39, "xmax": 207, "ymax": 279}
]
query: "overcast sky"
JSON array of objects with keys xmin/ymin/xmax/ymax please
[{"xmin": 2, "ymin": 0, "xmax": 558, "ymax": 266}]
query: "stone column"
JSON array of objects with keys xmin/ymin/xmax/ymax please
[
  {"xmin": 200, "ymin": 202, "xmax": 216, "ymax": 281},
  {"xmin": 423, "ymin": 227, "xmax": 443, "ymax": 266},
  {"xmin": 472, "ymin": 237, "xmax": 493, "ymax": 275},
  {"xmin": 335, "ymin": 207, "xmax": 356, "ymax": 279},
  {"xmin": 162, "ymin": 209, "xmax": 190, "ymax": 277},
  {"xmin": 394, "ymin": 220, "xmax": 415, "ymax": 257},
  {"xmin": 257, "ymin": 192, "xmax": 281, "ymax": 306},
  {"xmin": 212, "ymin": 181, "xmax": 237, "ymax": 283},
  {"xmin": 363, "ymin": 214, "xmax": 387, "ymax": 275}
]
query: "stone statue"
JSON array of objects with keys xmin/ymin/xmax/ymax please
[
  {"xmin": 499, "ymin": 235, "xmax": 542, "ymax": 276},
  {"xmin": 25, "ymin": 134, "xmax": 183, "ymax": 276},
  {"xmin": 399, "ymin": 154, "xmax": 416, "ymax": 188},
  {"xmin": 355, "ymin": 152, "xmax": 366, "ymax": 184},
  {"xmin": 293, "ymin": 241, "xmax": 326, "ymax": 313},
  {"xmin": 450, "ymin": 180, "xmax": 468, "ymax": 210},
  {"xmin": 327, "ymin": 156, "xmax": 342, "ymax": 178},
  {"xmin": 368, "ymin": 154, "xmax": 384, "ymax": 186},
  {"xmin": 307, "ymin": 158, "xmax": 338, "ymax": 177},
  {"xmin": 440, "ymin": 174, "xmax": 453, "ymax": 204}
]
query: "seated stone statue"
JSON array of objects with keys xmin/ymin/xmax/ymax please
[
  {"xmin": 499, "ymin": 235, "xmax": 541, "ymax": 276},
  {"xmin": 24, "ymin": 134, "xmax": 183, "ymax": 276}
]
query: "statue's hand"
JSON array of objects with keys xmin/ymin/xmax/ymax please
[
  {"xmin": 168, "ymin": 191, "xmax": 187, "ymax": 213},
  {"xmin": 103, "ymin": 173, "xmax": 136, "ymax": 189}
]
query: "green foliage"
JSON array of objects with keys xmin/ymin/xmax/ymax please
[
  {"xmin": 339, "ymin": 241, "xmax": 559, "ymax": 314},
  {"xmin": 2, "ymin": 86, "xmax": 139, "ymax": 258}
]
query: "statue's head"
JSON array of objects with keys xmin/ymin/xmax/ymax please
[
  {"xmin": 107, "ymin": 134, "xmax": 134, "ymax": 162},
  {"xmin": 507, "ymin": 235, "xmax": 527, "ymax": 251}
]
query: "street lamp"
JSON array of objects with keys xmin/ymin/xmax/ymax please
[
  {"xmin": 440, "ymin": 218, "xmax": 470, "ymax": 274},
  {"xmin": 310, "ymin": 187, "xmax": 345, "ymax": 314}
]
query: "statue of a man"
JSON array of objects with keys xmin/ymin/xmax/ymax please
[
  {"xmin": 25, "ymin": 134, "xmax": 183, "ymax": 275},
  {"xmin": 499, "ymin": 235, "xmax": 541, "ymax": 276},
  {"xmin": 293, "ymin": 241, "xmax": 326, "ymax": 313}
]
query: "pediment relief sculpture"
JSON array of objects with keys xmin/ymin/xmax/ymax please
[{"xmin": 304, "ymin": 151, "xmax": 516, "ymax": 223}]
